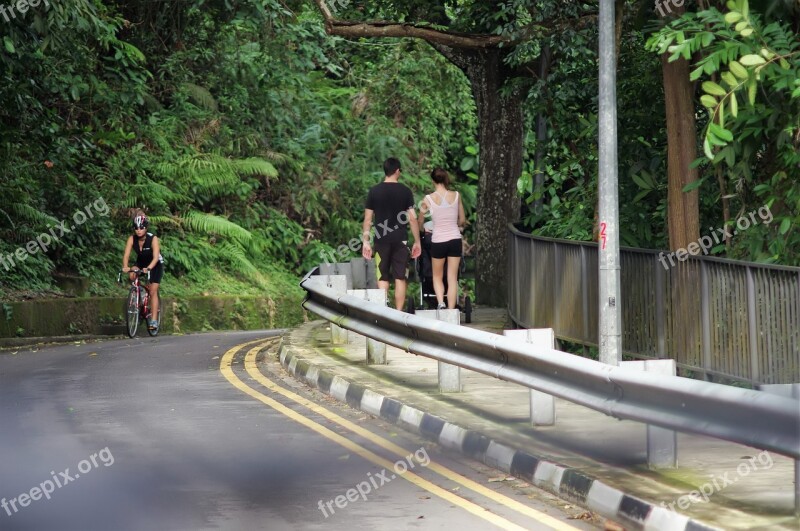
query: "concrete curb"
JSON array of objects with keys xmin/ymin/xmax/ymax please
[
  {"xmin": 0, "ymin": 333, "xmax": 123, "ymax": 349},
  {"xmin": 278, "ymin": 341, "xmax": 721, "ymax": 531}
]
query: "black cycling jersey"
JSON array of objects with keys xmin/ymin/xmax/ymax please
[{"xmin": 133, "ymin": 233, "xmax": 163, "ymax": 269}]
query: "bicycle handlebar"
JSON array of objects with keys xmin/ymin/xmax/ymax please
[{"xmin": 118, "ymin": 269, "xmax": 151, "ymax": 283}]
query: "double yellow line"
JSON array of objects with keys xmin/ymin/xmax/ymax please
[{"xmin": 220, "ymin": 339, "xmax": 579, "ymax": 531}]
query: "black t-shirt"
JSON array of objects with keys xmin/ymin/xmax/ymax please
[{"xmin": 365, "ymin": 181, "xmax": 415, "ymax": 244}]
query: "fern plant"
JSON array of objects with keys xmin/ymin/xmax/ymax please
[{"xmin": 156, "ymin": 153, "xmax": 277, "ymax": 202}]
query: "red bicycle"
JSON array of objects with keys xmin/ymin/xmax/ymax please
[{"xmin": 118, "ymin": 269, "xmax": 160, "ymax": 338}]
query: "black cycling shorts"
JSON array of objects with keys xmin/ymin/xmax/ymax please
[
  {"xmin": 374, "ymin": 241, "xmax": 409, "ymax": 282},
  {"xmin": 430, "ymin": 238, "xmax": 462, "ymax": 259},
  {"xmin": 137, "ymin": 261, "xmax": 164, "ymax": 284}
]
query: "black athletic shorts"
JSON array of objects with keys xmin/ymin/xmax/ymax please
[
  {"xmin": 136, "ymin": 261, "xmax": 164, "ymax": 284},
  {"xmin": 374, "ymin": 241, "xmax": 409, "ymax": 281},
  {"xmin": 430, "ymin": 238, "xmax": 462, "ymax": 259}
]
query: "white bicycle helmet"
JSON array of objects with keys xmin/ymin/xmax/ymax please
[{"xmin": 132, "ymin": 214, "xmax": 149, "ymax": 230}]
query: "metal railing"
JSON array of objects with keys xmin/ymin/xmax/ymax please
[
  {"xmin": 301, "ymin": 272, "xmax": 800, "ymax": 460},
  {"xmin": 508, "ymin": 225, "xmax": 800, "ymax": 385}
]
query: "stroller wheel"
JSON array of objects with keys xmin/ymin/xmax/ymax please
[{"xmin": 464, "ymin": 296, "xmax": 472, "ymax": 324}]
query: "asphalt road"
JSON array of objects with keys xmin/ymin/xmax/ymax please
[{"xmin": 0, "ymin": 331, "xmax": 599, "ymax": 530}]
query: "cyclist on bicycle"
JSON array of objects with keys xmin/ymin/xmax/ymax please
[{"xmin": 121, "ymin": 212, "xmax": 163, "ymax": 331}]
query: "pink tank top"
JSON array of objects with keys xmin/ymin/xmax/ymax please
[{"xmin": 426, "ymin": 191, "xmax": 461, "ymax": 243}]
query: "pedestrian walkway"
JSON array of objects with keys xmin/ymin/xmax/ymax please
[{"xmin": 279, "ymin": 307, "xmax": 798, "ymax": 530}]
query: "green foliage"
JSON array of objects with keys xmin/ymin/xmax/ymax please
[
  {"xmin": 517, "ymin": 21, "xmax": 669, "ymax": 249},
  {"xmin": 359, "ymin": 39, "xmax": 477, "ymax": 169},
  {"xmin": 0, "ymin": 0, "xmax": 480, "ymax": 299},
  {"xmin": 9, "ymin": 0, "xmax": 793, "ymax": 305},
  {"xmin": 646, "ymin": 0, "xmax": 800, "ymax": 264}
]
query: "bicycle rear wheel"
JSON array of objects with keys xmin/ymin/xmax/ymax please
[
  {"xmin": 146, "ymin": 308, "xmax": 161, "ymax": 337},
  {"xmin": 125, "ymin": 288, "xmax": 139, "ymax": 338}
]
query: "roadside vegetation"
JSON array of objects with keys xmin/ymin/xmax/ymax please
[{"xmin": 1, "ymin": 0, "xmax": 797, "ymax": 305}]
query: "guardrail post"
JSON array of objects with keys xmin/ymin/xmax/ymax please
[
  {"xmin": 347, "ymin": 288, "xmax": 387, "ymax": 364},
  {"xmin": 311, "ymin": 274, "xmax": 348, "ymax": 344},
  {"xmin": 622, "ymin": 359, "xmax": 677, "ymax": 468},
  {"xmin": 320, "ymin": 262, "xmax": 354, "ymax": 290},
  {"xmin": 416, "ymin": 309, "xmax": 462, "ymax": 392},
  {"xmin": 350, "ymin": 258, "xmax": 378, "ymax": 289},
  {"xmin": 760, "ymin": 382, "xmax": 800, "ymax": 515},
  {"xmin": 503, "ymin": 329, "xmax": 556, "ymax": 426}
]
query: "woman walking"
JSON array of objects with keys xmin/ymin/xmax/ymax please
[{"xmin": 418, "ymin": 168, "xmax": 466, "ymax": 310}]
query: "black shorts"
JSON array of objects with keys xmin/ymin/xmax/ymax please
[
  {"xmin": 137, "ymin": 261, "xmax": 164, "ymax": 284},
  {"xmin": 374, "ymin": 241, "xmax": 409, "ymax": 282},
  {"xmin": 430, "ymin": 238, "xmax": 462, "ymax": 259}
]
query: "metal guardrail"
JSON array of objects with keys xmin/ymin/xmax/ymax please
[
  {"xmin": 508, "ymin": 225, "xmax": 800, "ymax": 385},
  {"xmin": 301, "ymin": 272, "xmax": 800, "ymax": 460}
]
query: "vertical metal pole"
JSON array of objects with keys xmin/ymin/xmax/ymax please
[
  {"xmin": 598, "ymin": 0, "xmax": 622, "ymax": 366},
  {"xmin": 512, "ymin": 232, "xmax": 519, "ymax": 317},
  {"xmin": 581, "ymin": 245, "xmax": 590, "ymax": 345},
  {"xmin": 655, "ymin": 256, "xmax": 666, "ymax": 357},
  {"xmin": 554, "ymin": 241, "xmax": 562, "ymax": 332},
  {"xmin": 746, "ymin": 267, "xmax": 760, "ymax": 382},
  {"xmin": 701, "ymin": 261, "xmax": 712, "ymax": 380},
  {"xmin": 796, "ymin": 272, "xmax": 800, "ymax": 374},
  {"xmin": 530, "ymin": 239, "xmax": 538, "ymax": 325}
]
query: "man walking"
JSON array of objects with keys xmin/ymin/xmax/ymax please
[{"xmin": 362, "ymin": 157, "xmax": 422, "ymax": 310}]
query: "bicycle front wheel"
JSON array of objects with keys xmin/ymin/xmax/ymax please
[{"xmin": 125, "ymin": 288, "xmax": 139, "ymax": 338}]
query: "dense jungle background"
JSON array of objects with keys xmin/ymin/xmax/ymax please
[{"xmin": 0, "ymin": 0, "xmax": 797, "ymax": 306}]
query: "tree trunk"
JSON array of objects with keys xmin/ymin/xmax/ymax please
[
  {"xmin": 659, "ymin": 8, "xmax": 702, "ymax": 368},
  {"xmin": 473, "ymin": 52, "xmax": 524, "ymax": 307},
  {"xmin": 661, "ymin": 61, "xmax": 701, "ymax": 225},
  {"xmin": 660, "ymin": 22, "xmax": 700, "ymax": 250},
  {"xmin": 434, "ymin": 45, "xmax": 524, "ymax": 307},
  {"xmin": 314, "ymin": 6, "xmax": 528, "ymax": 308}
]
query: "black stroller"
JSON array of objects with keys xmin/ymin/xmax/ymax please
[{"xmin": 408, "ymin": 230, "xmax": 472, "ymax": 323}]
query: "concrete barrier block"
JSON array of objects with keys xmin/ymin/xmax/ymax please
[
  {"xmin": 311, "ymin": 274, "xmax": 348, "ymax": 344},
  {"xmin": 416, "ymin": 309, "xmax": 461, "ymax": 392},
  {"xmin": 348, "ymin": 288, "xmax": 387, "ymax": 364},
  {"xmin": 350, "ymin": 258, "xmax": 378, "ymax": 289},
  {"xmin": 623, "ymin": 359, "xmax": 677, "ymax": 469},
  {"xmin": 504, "ymin": 329, "xmax": 556, "ymax": 426}
]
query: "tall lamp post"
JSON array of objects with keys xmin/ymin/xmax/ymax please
[{"xmin": 598, "ymin": 0, "xmax": 622, "ymax": 366}]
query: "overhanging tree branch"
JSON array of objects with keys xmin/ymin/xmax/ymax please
[
  {"xmin": 313, "ymin": 0, "xmax": 597, "ymax": 52},
  {"xmin": 325, "ymin": 20, "xmax": 507, "ymax": 48},
  {"xmin": 313, "ymin": 0, "xmax": 507, "ymax": 49}
]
